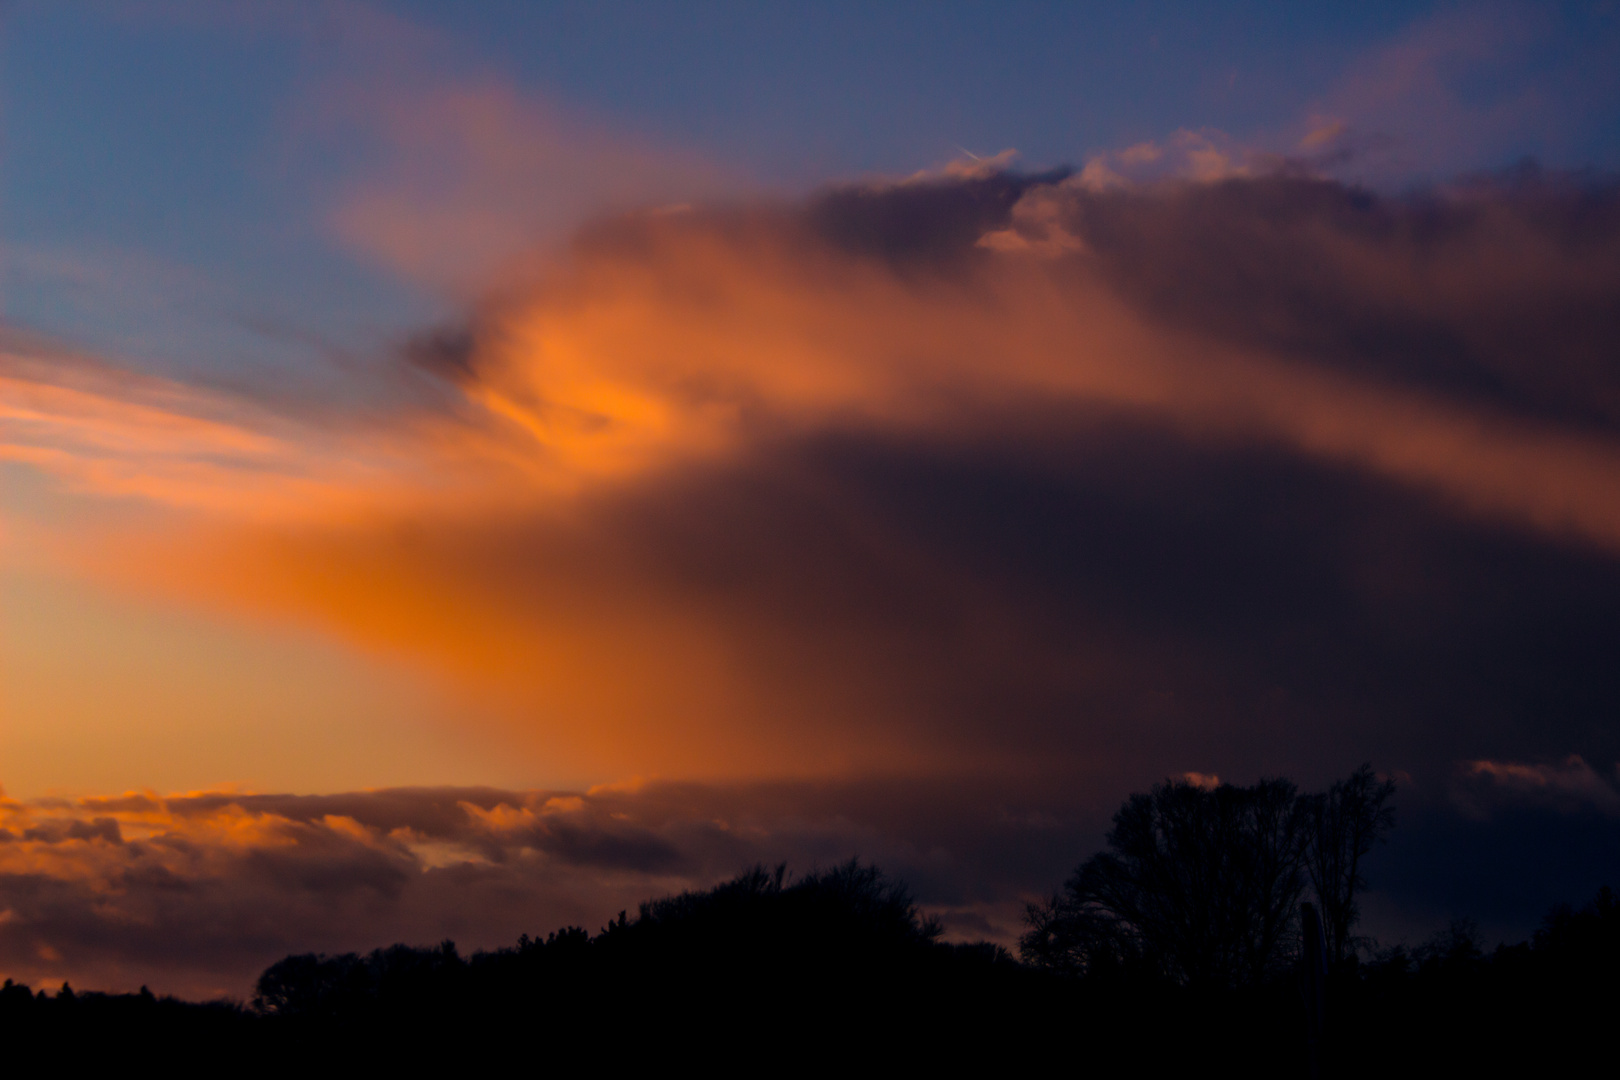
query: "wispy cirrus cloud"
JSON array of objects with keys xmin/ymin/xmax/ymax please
[
  {"xmin": 1304, "ymin": 1, "xmax": 1620, "ymax": 183},
  {"xmin": 0, "ymin": 341, "xmax": 461, "ymax": 519},
  {"xmin": 322, "ymin": 82, "xmax": 730, "ymax": 294}
]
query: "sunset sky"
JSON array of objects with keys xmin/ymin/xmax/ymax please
[{"xmin": 3, "ymin": 0, "xmax": 1620, "ymax": 998}]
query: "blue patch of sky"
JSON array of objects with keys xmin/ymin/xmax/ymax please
[
  {"xmin": 0, "ymin": 6, "xmax": 446, "ymax": 398},
  {"xmin": 389, "ymin": 0, "xmax": 1438, "ymax": 179}
]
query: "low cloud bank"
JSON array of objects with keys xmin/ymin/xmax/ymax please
[
  {"xmin": 4, "ymin": 768, "xmax": 1616, "ymax": 1000},
  {"xmin": 0, "ymin": 778, "xmax": 1108, "ymax": 999}
]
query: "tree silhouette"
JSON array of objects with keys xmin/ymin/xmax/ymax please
[
  {"xmin": 1022, "ymin": 776, "xmax": 1310, "ymax": 987},
  {"xmin": 1302, "ymin": 764, "xmax": 1396, "ymax": 967}
]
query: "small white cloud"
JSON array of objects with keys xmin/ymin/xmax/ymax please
[{"xmin": 1076, "ymin": 128, "xmax": 1270, "ymax": 191}]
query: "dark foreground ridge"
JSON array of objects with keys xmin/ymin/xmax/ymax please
[{"xmin": 2, "ymin": 819, "xmax": 1614, "ymax": 1074}]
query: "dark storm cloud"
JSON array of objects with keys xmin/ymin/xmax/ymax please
[
  {"xmin": 12, "ymin": 165, "xmax": 1619, "ymax": 995},
  {"xmin": 1065, "ymin": 168, "xmax": 1620, "ymax": 431},
  {"xmin": 805, "ymin": 165, "xmax": 1072, "ymax": 265}
]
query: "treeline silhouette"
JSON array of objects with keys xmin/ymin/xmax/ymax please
[
  {"xmin": 1, "ymin": 775, "xmax": 1613, "ymax": 1074},
  {"xmin": 251, "ymin": 859, "xmax": 1026, "ymax": 1057},
  {"xmin": 1023, "ymin": 766, "xmax": 1397, "ymax": 986}
]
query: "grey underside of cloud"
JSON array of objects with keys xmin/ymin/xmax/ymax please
[{"xmin": 1064, "ymin": 173, "xmax": 1620, "ymax": 432}]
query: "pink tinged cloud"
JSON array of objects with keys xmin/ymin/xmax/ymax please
[
  {"xmin": 318, "ymin": 80, "xmax": 731, "ymax": 294},
  {"xmin": 0, "ymin": 779, "xmax": 1054, "ymax": 999},
  {"xmin": 1461, "ymin": 756, "xmax": 1620, "ymax": 817}
]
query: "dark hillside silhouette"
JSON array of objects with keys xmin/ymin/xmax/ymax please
[
  {"xmin": 250, "ymin": 859, "xmax": 1038, "ymax": 1066},
  {"xmin": 1323, "ymin": 887, "xmax": 1620, "ymax": 1076},
  {"xmin": 0, "ymin": 979, "xmax": 256, "ymax": 1062}
]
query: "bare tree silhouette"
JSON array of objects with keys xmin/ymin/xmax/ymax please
[
  {"xmin": 1302, "ymin": 764, "xmax": 1396, "ymax": 967},
  {"xmin": 1022, "ymin": 776, "xmax": 1311, "ymax": 987}
]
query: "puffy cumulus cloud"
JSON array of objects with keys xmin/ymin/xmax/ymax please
[
  {"xmin": 1074, "ymin": 129, "xmax": 1282, "ymax": 190},
  {"xmin": 0, "ymin": 777, "xmax": 1108, "ymax": 999},
  {"xmin": 8, "ymin": 166, "xmax": 1620, "ymax": 790}
]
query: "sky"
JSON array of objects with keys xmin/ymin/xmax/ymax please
[{"xmin": 2, "ymin": 0, "xmax": 1619, "ymax": 998}]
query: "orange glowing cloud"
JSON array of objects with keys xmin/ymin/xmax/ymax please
[
  {"xmin": 452, "ymin": 188, "xmax": 1620, "ymax": 547},
  {"xmin": 0, "ymin": 345, "xmax": 447, "ymax": 520},
  {"xmin": 14, "ymin": 173, "xmax": 1620, "ymax": 541},
  {"xmin": 8, "ymin": 168, "xmax": 1620, "ymax": 783}
]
